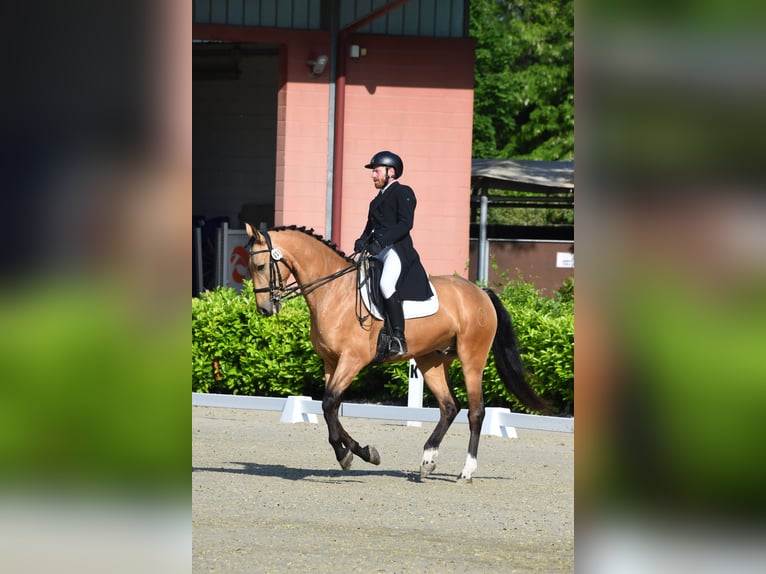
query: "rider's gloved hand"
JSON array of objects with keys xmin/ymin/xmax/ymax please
[{"xmin": 366, "ymin": 238, "xmax": 383, "ymax": 256}]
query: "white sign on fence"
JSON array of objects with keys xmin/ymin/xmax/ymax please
[{"xmin": 556, "ymin": 252, "xmax": 574, "ymax": 269}]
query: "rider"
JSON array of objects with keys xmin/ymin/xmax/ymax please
[{"xmin": 353, "ymin": 151, "xmax": 431, "ymax": 358}]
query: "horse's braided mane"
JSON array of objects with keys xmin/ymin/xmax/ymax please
[{"xmin": 271, "ymin": 225, "xmax": 353, "ymax": 262}]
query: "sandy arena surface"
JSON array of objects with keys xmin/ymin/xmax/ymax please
[{"xmin": 193, "ymin": 406, "xmax": 573, "ymax": 573}]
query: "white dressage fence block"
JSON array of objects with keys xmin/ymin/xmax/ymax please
[
  {"xmin": 279, "ymin": 396, "xmax": 319, "ymax": 424},
  {"xmin": 480, "ymin": 408, "xmax": 518, "ymax": 438},
  {"xmin": 193, "ymin": 393, "xmax": 573, "ymax": 435}
]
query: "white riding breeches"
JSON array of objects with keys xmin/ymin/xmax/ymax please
[{"xmin": 376, "ymin": 246, "xmax": 401, "ymax": 300}]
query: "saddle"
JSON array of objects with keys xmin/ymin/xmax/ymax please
[
  {"xmin": 362, "ymin": 256, "xmax": 385, "ymax": 313},
  {"xmin": 364, "ymin": 258, "xmax": 391, "ymax": 364},
  {"xmin": 357, "ymin": 256, "xmax": 439, "ymax": 365}
]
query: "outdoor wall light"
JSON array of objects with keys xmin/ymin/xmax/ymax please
[{"xmin": 306, "ymin": 54, "xmax": 328, "ymax": 77}]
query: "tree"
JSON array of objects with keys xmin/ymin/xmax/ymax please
[{"xmin": 470, "ymin": 0, "xmax": 574, "ymax": 161}]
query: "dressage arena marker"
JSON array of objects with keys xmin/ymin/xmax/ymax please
[
  {"xmin": 407, "ymin": 359, "xmax": 424, "ymax": 428},
  {"xmin": 192, "ymin": 392, "xmax": 574, "ymax": 435}
]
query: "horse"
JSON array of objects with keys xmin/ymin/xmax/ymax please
[{"xmin": 245, "ymin": 224, "xmax": 548, "ymax": 483}]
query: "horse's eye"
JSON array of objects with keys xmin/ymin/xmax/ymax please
[{"xmin": 255, "ymin": 264, "xmax": 266, "ymax": 272}]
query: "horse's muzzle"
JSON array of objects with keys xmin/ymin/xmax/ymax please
[{"xmin": 257, "ymin": 300, "xmax": 280, "ymax": 316}]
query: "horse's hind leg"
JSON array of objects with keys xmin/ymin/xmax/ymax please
[
  {"xmin": 416, "ymin": 356, "xmax": 460, "ymax": 479},
  {"xmin": 456, "ymin": 357, "xmax": 487, "ymax": 484}
]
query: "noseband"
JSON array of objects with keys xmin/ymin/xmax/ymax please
[
  {"xmin": 248, "ymin": 230, "xmax": 357, "ymax": 311},
  {"xmin": 248, "ymin": 230, "xmax": 296, "ymax": 309}
]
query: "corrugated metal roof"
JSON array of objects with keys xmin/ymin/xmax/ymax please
[
  {"xmin": 193, "ymin": 0, "xmax": 468, "ymax": 38},
  {"xmin": 472, "ymin": 159, "xmax": 574, "ymax": 192}
]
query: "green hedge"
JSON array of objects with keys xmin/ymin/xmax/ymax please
[{"xmin": 192, "ymin": 278, "xmax": 573, "ymax": 414}]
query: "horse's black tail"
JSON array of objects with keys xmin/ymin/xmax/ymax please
[{"xmin": 485, "ymin": 288, "xmax": 550, "ymax": 414}]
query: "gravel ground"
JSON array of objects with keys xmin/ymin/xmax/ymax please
[{"xmin": 192, "ymin": 406, "xmax": 573, "ymax": 573}]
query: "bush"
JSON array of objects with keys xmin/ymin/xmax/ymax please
[
  {"xmin": 192, "ymin": 282, "xmax": 325, "ymax": 397},
  {"xmin": 496, "ymin": 278, "xmax": 574, "ymax": 414},
  {"xmin": 192, "ymin": 281, "xmax": 406, "ymax": 401},
  {"xmin": 192, "ymin": 278, "xmax": 573, "ymax": 414}
]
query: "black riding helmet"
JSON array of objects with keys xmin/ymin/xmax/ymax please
[{"xmin": 364, "ymin": 151, "xmax": 403, "ymax": 179}]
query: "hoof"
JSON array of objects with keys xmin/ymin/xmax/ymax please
[
  {"xmin": 339, "ymin": 450, "xmax": 354, "ymax": 470},
  {"xmin": 456, "ymin": 475, "xmax": 473, "ymax": 484},
  {"xmin": 420, "ymin": 461, "xmax": 436, "ymax": 479},
  {"xmin": 367, "ymin": 445, "xmax": 381, "ymax": 465}
]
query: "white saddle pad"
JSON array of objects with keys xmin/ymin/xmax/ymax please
[{"xmin": 358, "ymin": 263, "xmax": 439, "ymax": 320}]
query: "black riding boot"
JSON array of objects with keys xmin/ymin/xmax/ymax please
[{"xmin": 383, "ymin": 295, "xmax": 407, "ymax": 357}]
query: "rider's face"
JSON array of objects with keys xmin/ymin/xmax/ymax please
[{"xmin": 371, "ymin": 166, "xmax": 391, "ymax": 190}]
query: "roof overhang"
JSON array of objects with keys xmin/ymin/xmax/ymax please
[{"xmin": 471, "ymin": 159, "xmax": 574, "ymax": 209}]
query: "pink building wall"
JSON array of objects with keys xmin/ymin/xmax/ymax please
[
  {"xmin": 194, "ymin": 26, "xmax": 475, "ymax": 278},
  {"xmin": 275, "ymin": 32, "xmax": 332, "ymax": 230},
  {"xmin": 338, "ymin": 35, "xmax": 475, "ymax": 278}
]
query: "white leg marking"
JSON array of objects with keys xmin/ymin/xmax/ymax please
[
  {"xmin": 420, "ymin": 447, "xmax": 439, "ymax": 478},
  {"xmin": 459, "ymin": 455, "xmax": 477, "ymax": 482},
  {"xmin": 421, "ymin": 447, "xmax": 439, "ymax": 467}
]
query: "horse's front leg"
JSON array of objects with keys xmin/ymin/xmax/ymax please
[{"xmin": 322, "ymin": 359, "xmax": 380, "ymax": 470}]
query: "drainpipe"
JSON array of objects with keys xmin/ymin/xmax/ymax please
[
  {"xmin": 329, "ymin": 0, "xmax": 410, "ymax": 247},
  {"xmin": 329, "ymin": 34, "xmax": 346, "ymax": 246},
  {"xmin": 324, "ymin": 9, "xmax": 338, "ymax": 239}
]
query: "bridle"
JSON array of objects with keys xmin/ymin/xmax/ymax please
[{"xmin": 248, "ymin": 230, "xmax": 358, "ymax": 310}]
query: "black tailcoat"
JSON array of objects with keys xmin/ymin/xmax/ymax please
[{"xmin": 356, "ymin": 181, "xmax": 432, "ymax": 301}]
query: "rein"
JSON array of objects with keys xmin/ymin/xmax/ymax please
[{"xmin": 249, "ymin": 230, "xmax": 358, "ymax": 310}]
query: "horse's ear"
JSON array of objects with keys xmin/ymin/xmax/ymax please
[{"xmin": 245, "ymin": 222, "xmax": 258, "ymax": 239}]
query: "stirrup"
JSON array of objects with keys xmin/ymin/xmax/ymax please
[{"xmin": 388, "ymin": 336, "xmax": 408, "ymax": 357}]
